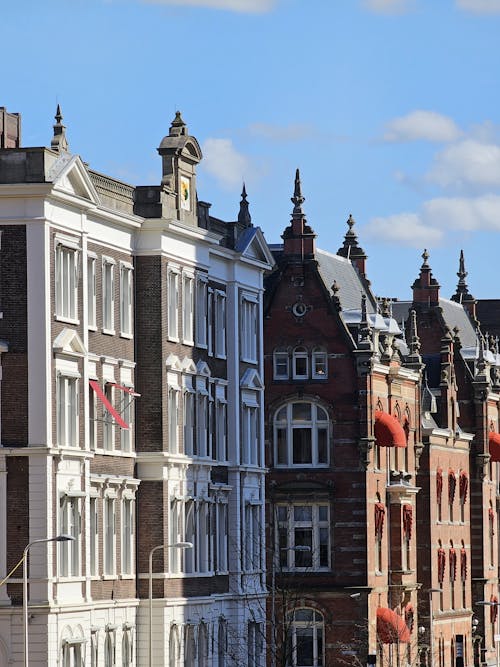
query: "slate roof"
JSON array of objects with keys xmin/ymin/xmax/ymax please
[{"xmin": 315, "ymin": 248, "xmax": 377, "ymax": 312}]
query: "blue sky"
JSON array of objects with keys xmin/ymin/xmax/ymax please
[{"xmin": 3, "ymin": 0, "xmax": 500, "ymax": 301}]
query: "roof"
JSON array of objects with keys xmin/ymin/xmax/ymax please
[{"xmin": 315, "ymin": 248, "xmax": 377, "ymax": 312}]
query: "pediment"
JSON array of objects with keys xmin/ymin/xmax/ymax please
[
  {"xmin": 196, "ymin": 360, "xmax": 211, "ymax": 377},
  {"xmin": 51, "ymin": 155, "xmax": 100, "ymax": 204},
  {"xmin": 166, "ymin": 353, "xmax": 182, "ymax": 370},
  {"xmin": 236, "ymin": 227, "xmax": 275, "ymax": 267},
  {"xmin": 240, "ymin": 368, "xmax": 263, "ymax": 390},
  {"xmin": 181, "ymin": 357, "xmax": 197, "ymax": 374},
  {"xmin": 53, "ymin": 328, "xmax": 86, "ymax": 356}
]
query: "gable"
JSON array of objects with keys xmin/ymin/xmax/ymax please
[
  {"xmin": 53, "ymin": 328, "xmax": 86, "ymax": 356},
  {"xmin": 237, "ymin": 227, "xmax": 275, "ymax": 268},
  {"xmin": 51, "ymin": 155, "xmax": 100, "ymax": 204}
]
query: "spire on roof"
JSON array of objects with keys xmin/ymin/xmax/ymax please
[
  {"xmin": 451, "ymin": 249, "xmax": 475, "ymax": 305},
  {"xmin": 411, "ymin": 248, "xmax": 440, "ymax": 305},
  {"xmin": 51, "ymin": 104, "xmax": 69, "ymax": 153},
  {"xmin": 238, "ymin": 183, "xmax": 252, "ymax": 227},
  {"xmin": 291, "ymin": 168, "xmax": 305, "ymax": 218},
  {"xmin": 358, "ymin": 293, "xmax": 373, "ymax": 351},
  {"xmin": 336, "ymin": 213, "xmax": 368, "ymax": 277},
  {"xmin": 170, "ymin": 110, "xmax": 187, "ymax": 136}
]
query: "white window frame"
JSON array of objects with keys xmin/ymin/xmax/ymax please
[
  {"xmin": 167, "ymin": 268, "xmax": 180, "ymax": 341},
  {"xmin": 241, "ymin": 391, "xmax": 260, "ymax": 466},
  {"xmin": 247, "ymin": 621, "xmax": 263, "ymax": 667},
  {"xmin": 215, "ymin": 386, "xmax": 228, "ymax": 462},
  {"xmin": 104, "ymin": 496, "xmax": 116, "ymax": 576},
  {"xmin": 182, "ymin": 273, "xmax": 195, "ymax": 345},
  {"xmin": 102, "ymin": 257, "xmax": 115, "ymax": 334},
  {"xmin": 244, "ymin": 503, "xmax": 261, "ymax": 572},
  {"xmin": 273, "ymin": 349, "xmax": 289, "ymax": 380},
  {"xmin": 89, "ymin": 382, "xmax": 97, "ymax": 451},
  {"xmin": 195, "ymin": 275, "xmax": 208, "ymax": 349},
  {"xmin": 214, "ymin": 289, "xmax": 227, "ymax": 359},
  {"xmin": 120, "ymin": 388, "xmax": 133, "ymax": 453},
  {"xmin": 89, "ymin": 495, "xmax": 99, "ymax": 577},
  {"xmin": 121, "ymin": 497, "xmax": 134, "ymax": 575},
  {"xmin": 120, "ymin": 263, "xmax": 133, "ymax": 338},
  {"xmin": 183, "ymin": 388, "xmax": 195, "ymax": 456},
  {"xmin": 207, "ymin": 287, "xmax": 214, "ymax": 357},
  {"xmin": 104, "ymin": 630, "xmax": 116, "ymax": 667},
  {"xmin": 292, "ymin": 347, "xmax": 309, "ymax": 380},
  {"xmin": 277, "ymin": 503, "xmax": 330, "ymax": 571},
  {"xmin": 215, "ymin": 500, "xmax": 228, "ymax": 573},
  {"xmin": 55, "ymin": 242, "xmax": 79, "ymax": 322},
  {"xmin": 240, "ymin": 293, "xmax": 258, "ymax": 364},
  {"xmin": 103, "ymin": 384, "xmax": 115, "ymax": 451},
  {"xmin": 57, "ymin": 373, "xmax": 79, "ymax": 448},
  {"xmin": 59, "ymin": 495, "xmax": 81, "ymax": 577},
  {"xmin": 168, "ymin": 386, "xmax": 180, "ymax": 454},
  {"xmin": 288, "ymin": 609, "xmax": 324, "ymax": 667},
  {"xmin": 274, "ymin": 401, "xmax": 330, "ymax": 468},
  {"xmin": 196, "ymin": 388, "xmax": 208, "ymax": 458},
  {"xmin": 312, "ymin": 348, "xmax": 328, "ymax": 379},
  {"xmin": 88, "ymin": 255, "xmax": 97, "ymax": 330}
]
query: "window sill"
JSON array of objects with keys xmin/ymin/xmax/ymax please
[
  {"xmin": 182, "ymin": 339, "xmax": 195, "ymax": 347},
  {"xmin": 88, "ymin": 325, "xmax": 98, "ymax": 332},
  {"xmin": 102, "ymin": 574, "xmax": 118, "ymax": 580},
  {"xmin": 241, "ymin": 357, "xmax": 258, "ymax": 365},
  {"xmin": 167, "ymin": 336, "xmax": 180, "ymax": 343},
  {"xmin": 120, "ymin": 332, "xmax": 133, "ymax": 340},
  {"xmin": 119, "ymin": 574, "xmax": 135, "ymax": 580},
  {"xmin": 55, "ymin": 315, "xmax": 80, "ymax": 326},
  {"xmin": 56, "ymin": 576, "xmax": 85, "ymax": 583},
  {"xmin": 102, "ymin": 328, "xmax": 116, "ymax": 336},
  {"xmin": 92, "ymin": 448, "xmax": 136, "ymax": 458}
]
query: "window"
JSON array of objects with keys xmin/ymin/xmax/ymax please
[
  {"xmin": 213, "ymin": 500, "xmax": 228, "ymax": 572},
  {"xmin": 312, "ymin": 348, "xmax": 328, "ymax": 379},
  {"xmin": 240, "ymin": 293, "xmax": 258, "ymax": 363},
  {"xmin": 214, "ymin": 290, "xmax": 227, "ymax": 358},
  {"xmin": 59, "ymin": 496, "xmax": 80, "ymax": 577},
  {"xmin": 104, "ymin": 497, "xmax": 116, "ymax": 575},
  {"xmin": 183, "ymin": 273, "xmax": 194, "ymax": 345},
  {"xmin": 287, "ymin": 609, "xmax": 324, "ymax": 667},
  {"xmin": 217, "ymin": 619, "xmax": 227, "ymax": 667},
  {"xmin": 184, "ymin": 626, "xmax": 195, "ymax": 667},
  {"xmin": 104, "ymin": 631, "xmax": 115, "ymax": 667},
  {"xmin": 169, "ymin": 625, "xmax": 180, "ymax": 667},
  {"xmin": 277, "ymin": 504, "xmax": 330, "ymax": 570},
  {"xmin": 103, "ymin": 384, "xmax": 115, "ymax": 451},
  {"xmin": 91, "ymin": 631, "xmax": 98, "ymax": 667},
  {"xmin": 89, "ymin": 384, "xmax": 96, "ymax": 450},
  {"xmin": 90, "ymin": 496, "xmax": 98, "ymax": 576},
  {"xmin": 184, "ymin": 390, "xmax": 195, "ymax": 456},
  {"xmin": 88, "ymin": 256, "xmax": 96, "ymax": 329},
  {"xmin": 120, "ymin": 264, "xmax": 133, "ymax": 337},
  {"xmin": 196, "ymin": 390, "xmax": 208, "ymax": 457},
  {"xmin": 102, "ymin": 258, "xmax": 115, "ymax": 333},
  {"xmin": 120, "ymin": 391, "xmax": 132, "ymax": 453},
  {"xmin": 169, "ymin": 500, "xmax": 184, "ymax": 574},
  {"xmin": 292, "ymin": 347, "xmax": 309, "ymax": 380},
  {"xmin": 168, "ymin": 387, "xmax": 179, "ymax": 454},
  {"xmin": 56, "ymin": 244, "xmax": 78, "ymax": 321},
  {"xmin": 275, "ymin": 402, "xmax": 329, "ymax": 467},
  {"xmin": 273, "ymin": 349, "xmax": 289, "ymax": 380},
  {"xmin": 122, "ymin": 631, "xmax": 132, "ymax": 667},
  {"xmin": 215, "ymin": 388, "xmax": 227, "ymax": 462},
  {"xmin": 207, "ymin": 288, "xmax": 214, "ymax": 357},
  {"xmin": 242, "ymin": 393, "xmax": 260, "ymax": 466},
  {"xmin": 248, "ymin": 621, "xmax": 263, "ymax": 667},
  {"xmin": 62, "ymin": 641, "xmax": 83, "ymax": 667},
  {"xmin": 195, "ymin": 276, "xmax": 208, "ymax": 348},
  {"xmin": 167, "ymin": 269, "xmax": 179, "ymax": 341},
  {"xmin": 57, "ymin": 375, "xmax": 79, "ymax": 447},
  {"xmin": 198, "ymin": 623, "xmax": 209, "ymax": 667},
  {"xmin": 121, "ymin": 497, "xmax": 134, "ymax": 575},
  {"xmin": 244, "ymin": 504, "xmax": 261, "ymax": 572}
]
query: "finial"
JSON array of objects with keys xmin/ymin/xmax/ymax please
[
  {"xmin": 451, "ymin": 249, "xmax": 475, "ymax": 305},
  {"xmin": 51, "ymin": 104, "xmax": 69, "ymax": 153},
  {"xmin": 422, "ymin": 249, "xmax": 429, "ymax": 267},
  {"xmin": 347, "ymin": 213, "xmax": 355, "ymax": 232},
  {"xmin": 358, "ymin": 293, "xmax": 373, "ymax": 350},
  {"xmin": 291, "ymin": 168, "xmax": 305, "ymax": 217},
  {"xmin": 337, "ymin": 213, "xmax": 367, "ymax": 262},
  {"xmin": 238, "ymin": 182, "xmax": 252, "ymax": 227},
  {"xmin": 458, "ymin": 249, "xmax": 467, "ymax": 283},
  {"xmin": 169, "ymin": 111, "xmax": 187, "ymax": 136}
]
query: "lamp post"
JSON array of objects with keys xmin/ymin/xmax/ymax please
[
  {"xmin": 427, "ymin": 588, "xmax": 442, "ymax": 667},
  {"xmin": 270, "ymin": 545, "xmax": 311, "ymax": 667},
  {"xmin": 23, "ymin": 535, "xmax": 74, "ymax": 667},
  {"xmin": 475, "ymin": 599, "xmax": 500, "ymax": 667},
  {"xmin": 148, "ymin": 541, "xmax": 192, "ymax": 667}
]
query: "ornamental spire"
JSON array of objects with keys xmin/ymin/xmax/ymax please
[
  {"xmin": 51, "ymin": 104, "xmax": 69, "ymax": 153},
  {"xmin": 336, "ymin": 213, "xmax": 367, "ymax": 276},
  {"xmin": 291, "ymin": 168, "xmax": 305, "ymax": 218},
  {"xmin": 451, "ymin": 249, "xmax": 475, "ymax": 305},
  {"xmin": 238, "ymin": 183, "xmax": 252, "ymax": 227}
]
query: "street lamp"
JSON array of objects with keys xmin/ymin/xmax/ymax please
[
  {"xmin": 148, "ymin": 542, "xmax": 192, "ymax": 667},
  {"xmin": 23, "ymin": 535, "xmax": 75, "ymax": 667},
  {"xmin": 270, "ymin": 545, "xmax": 311, "ymax": 667},
  {"xmin": 427, "ymin": 588, "xmax": 443, "ymax": 667},
  {"xmin": 475, "ymin": 599, "xmax": 500, "ymax": 667}
]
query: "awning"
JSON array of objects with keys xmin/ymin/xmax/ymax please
[
  {"xmin": 89, "ymin": 380, "xmax": 129, "ymax": 429},
  {"xmin": 108, "ymin": 383, "xmax": 141, "ymax": 397},
  {"xmin": 489, "ymin": 432, "xmax": 500, "ymax": 462},
  {"xmin": 376, "ymin": 608, "xmax": 411, "ymax": 644},
  {"xmin": 374, "ymin": 411, "xmax": 407, "ymax": 448}
]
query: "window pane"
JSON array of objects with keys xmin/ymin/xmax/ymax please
[
  {"xmin": 276, "ymin": 406, "xmax": 287, "ymax": 422},
  {"xmin": 293, "ymin": 404, "xmax": 311, "ymax": 421},
  {"xmin": 294, "ymin": 506, "xmax": 312, "ymax": 522},
  {"xmin": 318, "ymin": 506, "xmax": 328, "ymax": 522},
  {"xmin": 319, "ymin": 528, "xmax": 329, "ymax": 567},
  {"xmin": 295, "ymin": 357, "xmax": 308, "ymax": 377},
  {"xmin": 293, "ymin": 429, "xmax": 312, "ymax": 464},
  {"xmin": 296, "ymin": 628, "xmax": 314, "ymax": 667},
  {"xmin": 317, "ymin": 428, "xmax": 328, "ymax": 464},
  {"xmin": 277, "ymin": 428, "xmax": 287, "ymax": 464}
]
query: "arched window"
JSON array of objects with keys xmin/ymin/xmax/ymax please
[
  {"xmin": 198, "ymin": 623, "xmax": 208, "ymax": 667},
  {"xmin": 104, "ymin": 632, "xmax": 115, "ymax": 667},
  {"xmin": 274, "ymin": 402, "xmax": 329, "ymax": 467},
  {"xmin": 184, "ymin": 625, "xmax": 195, "ymax": 667},
  {"xmin": 287, "ymin": 609, "xmax": 324, "ymax": 667},
  {"xmin": 274, "ymin": 348, "xmax": 290, "ymax": 380},
  {"xmin": 169, "ymin": 625, "xmax": 180, "ymax": 667},
  {"xmin": 122, "ymin": 632, "xmax": 131, "ymax": 667},
  {"xmin": 292, "ymin": 347, "xmax": 309, "ymax": 380},
  {"xmin": 217, "ymin": 618, "xmax": 227, "ymax": 667}
]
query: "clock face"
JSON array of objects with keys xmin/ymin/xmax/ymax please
[{"xmin": 180, "ymin": 176, "xmax": 190, "ymax": 211}]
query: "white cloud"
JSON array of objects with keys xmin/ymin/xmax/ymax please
[
  {"xmin": 456, "ymin": 0, "xmax": 500, "ymax": 14},
  {"xmin": 247, "ymin": 122, "xmax": 315, "ymax": 142},
  {"xmin": 364, "ymin": 194, "xmax": 500, "ymax": 248},
  {"xmin": 142, "ymin": 0, "xmax": 276, "ymax": 12},
  {"xmin": 427, "ymin": 139, "xmax": 500, "ymax": 189},
  {"xmin": 201, "ymin": 138, "xmax": 251, "ymax": 188},
  {"xmin": 364, "ymin": 212, "xmax": 444, "ymax": 247},
  {"xmin": 362, "ymin": 0, "xmax": 414, "ymax": 15},
  {"xmin": 383, "ymin": 110, "xmax": 461, "ymax": 143}
]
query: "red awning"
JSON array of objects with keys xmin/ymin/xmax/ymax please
[
  {"xmin": 89, "ymin": 380, "xmax": 129, "ymax": 430},
  {"xmin": 108, "ymin": 383, "xmax": 141, "ymax": 397},
  {"xmin": 489, "ymin": 432, "xmax": 500, "ymax": 462},
  {"xmin": 374, "ymin": 411, "xmax": 407, "ymax": 448},
  {"xmin": 377, "ymin": 607, "xmax": 411, "ymax": 644}
]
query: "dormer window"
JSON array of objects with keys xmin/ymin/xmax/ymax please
[{"xmin": 292, "ymin": 347, "xmax": 309, "ymax": 380}]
